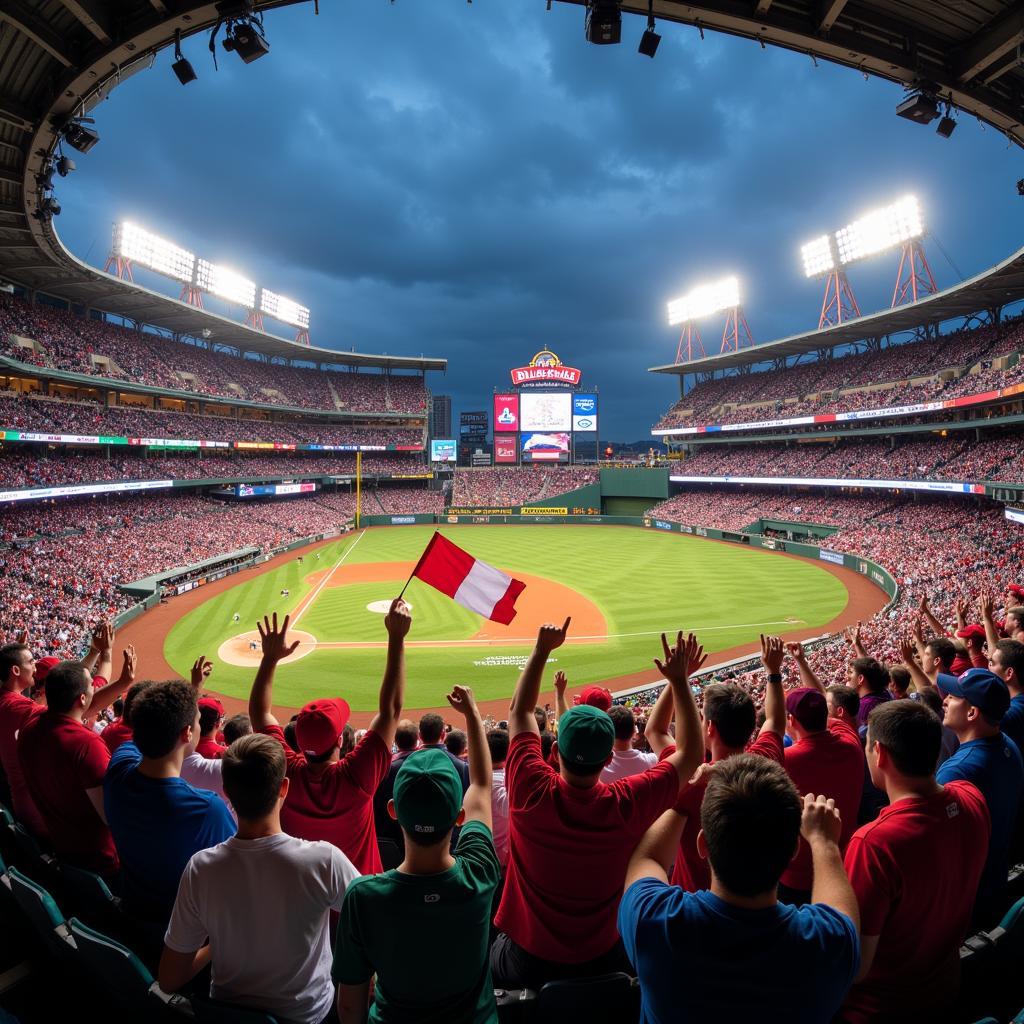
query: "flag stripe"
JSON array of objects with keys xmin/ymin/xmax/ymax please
[
  {"xmin": 412, "ymin": 532, "xmax": 475, "ymax": 599},
  {"xmin": 490, "ymin": 577, "xmax": 526, "ymax": 625},
  {"xmin": 453, "ymin": 557, "xmax": 516, "ymax": 619}
]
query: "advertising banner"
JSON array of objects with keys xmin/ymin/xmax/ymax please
[
  {"xmin": 494, "ymin": 436, "xmax": 518, "ymax": 464},
  {"xmin": 1007, "ymin": 507, "xmax": 1024, "ymax": 525},
  {"xmin": 524, "ymin": 507, "xmax": 567, "ymax": 515},
  {"xmin": 0, "ymin": 479, "xmax": 174, "ymax": 503},
  {"xmin": 448, "ymin": 507, "xmax": 514, "ymax": 515},
  {"xmin": 670, "ymin": 474, "xmax": 987, "ymax": 495},
  {"xmin": 521, "ymin": 431, "xmax": 570, "ymax": 462},
  {"xmin": 510, "ymin": 349, "xmax": 582, "ymax": 387},
  {"xmin": 572, "ymin": 393, "xmax": 598, "ymax": 433},
  {"xmin": 520, "ymin": 392, "xmax": 572, "ymax": 432},
  {"xmin": 430, "ymin": 439, "xmax": 457, "ymax": 462},
  {"xmin": 493, "ymin": 394, "xmax": 519, "ymax": 432},
  {"xmin": 819, "ymin": 549, "xmax": 845, "ymax": 565}
]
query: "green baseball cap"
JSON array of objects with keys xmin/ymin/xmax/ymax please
[
  {"xmin": 393, "ymin": 748, "xmax": 463, "ymax": 839},
  {"xmin": 559, "ymin": 705, "xmax": 615, "ymax": 769}
]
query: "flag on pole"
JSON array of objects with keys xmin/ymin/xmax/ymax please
[{"xmin": 409, "ymin": 532, "xmax": 526, "ymax": 625}]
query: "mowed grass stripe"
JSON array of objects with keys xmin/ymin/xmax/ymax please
[{"xmin": 163, "ymin": 526, "xmax": 849, "ymax": 711}]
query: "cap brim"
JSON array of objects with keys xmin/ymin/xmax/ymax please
[{"xmin": 936, "ymin": 673, "xmax": 964, "ymax": 698}]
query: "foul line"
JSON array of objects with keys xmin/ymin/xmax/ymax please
[{"xmin": 291, "ymin": 530, "xmax": 366, "ymax": 627}]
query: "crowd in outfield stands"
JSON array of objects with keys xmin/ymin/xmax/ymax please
[
  {"xmin": 452, "ymin": 466, "xmax": 599, "ymax": 507},
  {"xmin": 1, "ymin": 576, "xmax": 1022, "ymax": 1023},
  {"xmin": 674, "ymin": 434, "xmax": 1024, "ymax": 484},
  {"xmin": 0, "ymin": 395, "xmax": 424, "ymax": 448},
  {"xmin": 0, "ymin": 298, "xmax": 428, "ymax": 414},
  {"xmin": 655, "ymin": 319, "xmax": 1024, "ymax": 428},
  {"xmin": 370, "ymin": 487, "xmax": 445, "ymax": 515},
  {"xmin": 0, "ymin": 452, "xmax": 427, "ymax": 490}
]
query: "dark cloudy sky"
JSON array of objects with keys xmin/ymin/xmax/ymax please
[{"xmin": 54, "ymin": 1, "xmax": 1023, "ymax": 440}]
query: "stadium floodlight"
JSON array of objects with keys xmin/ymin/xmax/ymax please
[
  {"xmin": 195, "ymin": 259, "xmax": 256, "ymax": 308},
  {"xmin": 835, "ymin": 195, "xmax": 923, "ymax": 266},
  {"xmin": 260, "ymin": 288, "xmax": 311, "ymax": 330},
  {"xmin": 667, "ymin": 275, "xmax": 740, "ymax": 326},
  {"xmin": 115, "ymin": 222, "xmax": 195, "ymax": 284},
  {"xmin": 801, "ymin": 235, "xmax": 835, "ymax": 278}
]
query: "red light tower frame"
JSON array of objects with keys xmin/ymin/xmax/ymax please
[
  {"xmin": 676, "ymin": 323, "xmax": 705, "ymax": 363},
  {"xmin": 721, "ymin": 306, "xmax": 754, "ymax": 353},
  {"xmin": 891, "ymin": 239, "xmax": 938, "ymax": 307},
  {"xmin": 818, "ymin": 269, "xmax": 860, "ymax": 329}
]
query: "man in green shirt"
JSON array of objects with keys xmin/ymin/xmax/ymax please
[{"xmin": 334, "ymin": 684, "xmax": 500, "ymax": 1024}]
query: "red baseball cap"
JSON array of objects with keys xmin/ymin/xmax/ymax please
[
  {"xmin": 295, "ymin": 698, "xmax": 351, "ymax": 757},
  {"xmin": 1009, "ymin": 585, "xmax": 1024, "ymax": 601},
  {"xmin": 578, "ymin": 686, "xmax": 613, "ymax": 712},
  {"xmin": 198, "ymin": 696, "xmax": 225, "ymax": 716},
  {"xmin": 955, "ymin": 624, "xmax": 986, "ymax": 643},
  {"xmin": 785, "ymin": 687, "xmax": 827, "ymax": 730},
  {"xmin": 34, "ymin": 656, "xmax": 60, "ymax": 683}
]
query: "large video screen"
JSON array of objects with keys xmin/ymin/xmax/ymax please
[
  {"xmin": 431, "ymin": 439, "xmax": 457, "ymax": 463},
  {"xmin": 572, "ymin": 393, "xmax": 598, "ymax": 433},
  {"xmin": 494, "ymin": 436, "xmax": 518, "ymax": 463},
  {"xmin": 493, "ymin": 394, "xmax": 519, "ymax": 432},
  {"xmin": 520, "ymin": 391, "xmax": 571, "ymax": 432},
  {"xmin": 521, "ymin": 431, "xmax": 570, "ymax": 463}
]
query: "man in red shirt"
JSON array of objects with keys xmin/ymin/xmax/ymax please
[
  {"xmin": 249, "ymin": 604, "xmax": 410, "ymax": 875},
  {"xmin": 101, "ymin": 681, "xmax": 151, "ymax": 755},
  {"xmin": 841, "ymin": 700, "xmax": 990, "ymax": 1023},
  {"xmin": 490, "ymin": 620, "xmax": 705, "ymax": 989},
  {"xmin": 196, "ymin": 697, "xmax": 227, "ymax": 759},
  {"xmin": 17, "ymin": 660, "xmax": 119, "ymax": 877},
  {"xmin": 643, "ymin": 633, "xmax": 787, "ymax": 892}
]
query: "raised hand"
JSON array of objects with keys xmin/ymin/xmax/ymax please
[
  {"xmin": 94, "ymin": 620, "xmax": 114, "ymax": 654},
  {"xmin": 979, "ymin": 592, "xmax": 995, "ymax": 622},
  {"xmin": 553, "ymin": 670, "xmax": 568, "ymax": 698},
  {"xmin": 760, "ymin": 634, "xmax": 785, "ymax": 674},
  {"xmin": 919, "ymin": 594, "xmax": 931, "ymax": 614},
  {"xmin": 384, "ymin": 597, "xmax": 412, "ymax": 639},
  {"xmin": 912, "ymin": 617, "xmax": 925, "ymax": 645},
  {"xmin": 120, "ymin": 645, "xmax": 137, "ymax": 683},
  {"xmin": 445, "ymin": 684, "xmax": 478, "ymax": 717},
  {"xmin": 654, "ymin": 631, "xmax": 703, "ymax": 686},
  {"xmin": 786, "ymin": 640, "xmax": 806, "ymax": 663},
  {"xmin": 258, "ymin": 613, "xmax": 300, "ymax": 662},
  {"xmin": 800, "ymin": 793, "xmax": 842, "ymax": 847},
  {"xmin": 537, "ymin": 617, "xmax": 571, "ymax": 655},
  {"xmin": 190, "ymin": 655, "xmax": 214, "ymax": 689},
  {"xmin": 899, "ymin": 634, "xmax": 918, "ymax": 666}
]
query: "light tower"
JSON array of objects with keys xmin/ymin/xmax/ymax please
[
  {"xmin": 667, "ymin": 275, "xmax": 752, "ymax": 362},
  {"xmin": 800, "ymin": 234, "xmax": 860, "ymax": 329}
]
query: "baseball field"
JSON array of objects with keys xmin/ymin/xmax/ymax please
[{"xmin": 157, "ymin": 524, "xmax": 870, "ymax": 714}]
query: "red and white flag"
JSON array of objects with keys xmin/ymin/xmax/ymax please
[{"xmin": 410, "ymin": 532, "xmax": 525, "ymax": 624}]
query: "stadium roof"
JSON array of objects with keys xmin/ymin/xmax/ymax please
[
  {"xmin": 2, "ymin": 1, "xmax": 1024, "ymax": 375},
  {"xmin": 0, "ymin": 0, "xmax": 444, "ymax": 373},
  {"xmin": 650, "ymin": 241, "xmax": 1024, "ymax": 376}
]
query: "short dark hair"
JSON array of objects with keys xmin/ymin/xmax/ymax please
[
  {"xmin": 867, "ymin": 700, "xmax": 941, "ymax": 778},
  {"xmin": 700, "ymin": 754, "xmax": 801, "ymax": 898},
  {"xmin": 122, "ymin": 680, "xmax": 152, "ymax": 726},
  {"xmin": 283, "ymin": 720, "xmax": 299, "ymax": 751},
  {"xmin": 445, "ymin": 729, "xmax": 467, "ymax": 757},
  {"xmin": 222, "ymin": 734, "xmax": 286, "ymax": 819},
  {"xmin": 608, "ymin": 706, "xmax": 638, "ymax": 742},
  {"xmin": 198, "ymin": 704, "xmax": 221, "ymax": 736},
  {"xmin": 534, "ymin": 707, "xmax": 548, "ymax": 734},
  {"xmin": 994, "ymin": 639, "xmax": 1024, "ymax": 682},
  {"xmin": 419, "ymin": 712, "xmax": 444, "ymax": 745},
  {"xmin": 917, "ymin": 687, "xmax": 944, "ymax": 718},
  {"xmin": 888, "ymin": 666, "xmax": 911, "ymax": 693},
  {"xmin": 851, "ymin": 657, "xmax": 889, "ymax": 693},
  {"xmin": 487, "ymin": 728, "xmax": 510, "ymax": 764},
  {"xmin": 45, "ymin": 662, "xmax": 91, "ymax": 714},
  {"xmin": 1006, "ymin": 606, "xmax": 1024, "ymax": 630},
  {"xmin": 0, "ymin": 644, "xmax": 29, "ymax": 686},
  {"xmin": 926, "ymin": 637, "xmax": 957, "ymax": 672},
  {"xmin": 826, "ymin": 684, "xmax": 860, "ymax": 720},
  {"xmin": 130, "ymin": 681, "xmax": 197, "ymax": 759},
  {"xmin": 395, "ymin": 719, "xmax": 418, "ymax": 752},
  {"xmin": 540, "ymin": 731, "xmax": 555, "ymax": 761},
  {"xmin": 222, "ymin": 713, "xmax": 252, "ymax": 745},
  {"xmin": 702, "ymin": 683, "xmax": 755, "ymax": 749}
]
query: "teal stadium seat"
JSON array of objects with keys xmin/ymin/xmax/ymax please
[
  {"xmin": 58, "ymin": 861, "xmax": 124, "ymax": 933},
  {"xmin": 66, "ymin": 917, "xmax": 190, "ymax": 1019},
  {"xmin": 6, "ymin": 867, "xmax": 74, "ymax": 965},
  {"xmin": 534, "ymin": 972, "xmax": 639, "ymax": 1024}
]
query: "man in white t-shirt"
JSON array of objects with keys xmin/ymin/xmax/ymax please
[
  {"xmin": 159, "ymin": 734, "xmax": 359, "ymax": 1024},
  {"xmin": 601, "ymin": 706, "xmax": 657, "ymax": 783},
  {"xmin": 488, "ymin": 727, "xmax": 510, "ymax": 868}
]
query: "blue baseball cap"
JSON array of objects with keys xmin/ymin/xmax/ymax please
[{"xmin": 936, "ymin": 668, "xmax": 1011, "ymax": 722}]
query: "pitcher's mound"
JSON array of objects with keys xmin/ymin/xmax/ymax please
[
  {"xmin": 366, "ymin": 600, "xmax": 414, "ymax": 614},
  {"xmin": 218, "ymin": 630, "xmax": 318, "ymax": 668}
]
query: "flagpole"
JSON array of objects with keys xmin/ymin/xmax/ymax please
[{"xmin": 397, "ymin": 530, "xmax": 440, "ymax": 601}]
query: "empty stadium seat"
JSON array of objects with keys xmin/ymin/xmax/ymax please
[
  {"xmin": 6, "ymin": 868, "xmax": 74, "ymax": 965},
  {"xmin": 6, "ymin": 824, "xmax": 57, "ymax": 891},
  {"xmin": 534, "ymin": 972, "xmax": 639, "ymax": 1024},
  {"xmin": 66, "ymin": 917, "xmax": 189, "ymax": 1018},
  {"xmin": 58, "ymin": 862, "xmax": 125, "ymax": 936},
  {"xmin": 190, "ymin": 994, "xmax": 279, "ymax": 1024}
]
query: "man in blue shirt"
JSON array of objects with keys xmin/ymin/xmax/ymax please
[
  {"xmin": 618, "ymin": 753, "xmax": 860, "ymax": 1024},
  {"xmin": 104, "ymin": 680, "xmax": 236, "ymax": 935},
  {"xmin": 991, "ymin": 640, "xmax": 1024, "ymax": 753},
  {"xmin": 937, "ymin": 667, "xmax": 1024, "ymax": 927}
]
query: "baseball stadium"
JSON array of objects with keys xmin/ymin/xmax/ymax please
[{"xmin": 1, "ymin": 2, "xmax": 1023, "ymax": 1023}]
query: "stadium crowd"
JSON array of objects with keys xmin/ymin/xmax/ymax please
[
  {"xmin": 0, "ymin": 297, "xmax": 429, "ymax": 414},
  {"xmin": 0, "ymin": 394, "xmax": 424, "ymax": 449},
  {"xmin": 655, "ymin": 318, "xmax": 1024, "ymax": 430},
  {"xmin": 452, "ymin": 466, "xmax": 599, "ymax": 507}
]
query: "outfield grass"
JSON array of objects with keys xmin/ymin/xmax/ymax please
[{"xmin": 163, "ymin": 525, "xmax": 850, "ymax": 711}]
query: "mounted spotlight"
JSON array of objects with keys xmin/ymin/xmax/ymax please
[
  {"xmin": 638, "ymin": 0, "xmax": 660, "ymax": 57},
  {"xmin": 936, "ymin": 105, "xmax": 957, "ymax": 138},
  {"xmin": 896, "ymin": 85, "xmax": 939, "ymax": 126},
  {"xmin": 35, "ymin": 163, "xmax": 55, "ymax": 191},
  {"xmin": 172, "ymin": 30, "xmax": 198, "ymax": 85},
  {"xmin": 56, "ymin": 155, "xmax": 76, "ymax": 176},
  {"xmin": 586, "ymin": 1, "xmax": 621, "ymax": 44},
  {"xmin": 1017, "ymin": 178, "xmax": 1024, "ymax": 197},
  {"xmin": 63, "ymin": 119, "xmax": 100, "ymax": 154},
  {"xmin": 34, "ymin": 196, "xmax": 61, "ymax": 220},
  {"xmin": 223, "ymin": 17, "xmax": 269, "ymax": 63}
]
